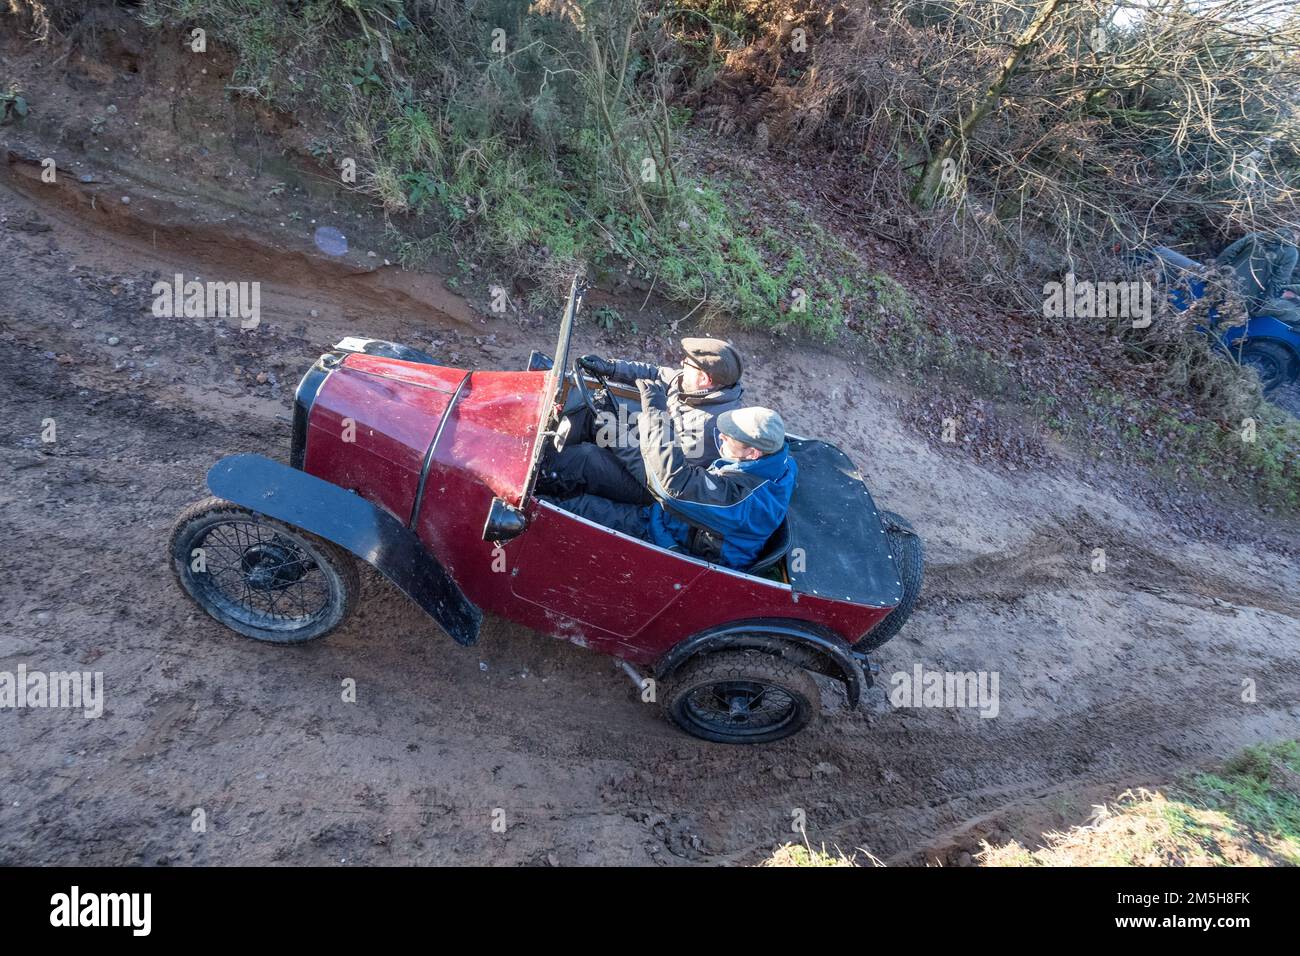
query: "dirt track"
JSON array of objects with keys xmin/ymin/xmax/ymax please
[
  {"xmin": 1, "ymin": 20, "xmax": 1298, "ymax": 865},
  {"xmin": 1, "ymin": 138, "xmax": 1298, "ymax": 866}
]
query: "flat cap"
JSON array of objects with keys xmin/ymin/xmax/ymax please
[
  {"xmin": 681, "ymin": 337, "xmax": 742, "ymax": 388},
  {"xmin": 717, "ymin": 407, "xmax": 785, "ymax": 455}
]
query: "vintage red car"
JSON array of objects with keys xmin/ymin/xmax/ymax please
[{"xmin": 169, "ymin": 281, "xmax": 923, "ymax": 743}]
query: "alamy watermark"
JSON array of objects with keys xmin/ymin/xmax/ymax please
[
  {"xmin": 889, "ymin": 665, "xmax": 999, "ymax": 718},
  {"xmin": 592, "ymin": 405, "xmax": 707, "ymax": 460},
  {"xmin": 50, "ymin": 886, "xmax": 150, "ymax": 936},
  {"xmin": 1043, "ymin": 272, "xmax": 1153, "ymax": 328},
  {"xmin": 152, "ymin": 272, "xmax": 261, "ymax": 329},
  {"xmin": 0, "ymin": 665, "xmax": 104, "ymax": 718}
]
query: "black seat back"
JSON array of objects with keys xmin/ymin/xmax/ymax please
[{"xmin": 747, "ymin": 519, "xmax": 791, "ymax": 574}]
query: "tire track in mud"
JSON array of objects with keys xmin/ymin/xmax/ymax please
[
  {"xmin": 554, "ymin": 528, "xmax": 1300, "ymax": 863},
  {"xmin": 587, "ymin": 655, "xmax": 1300, "ymax": 864},
  {"xmin": 928, "ymin": 525, "xmax": 1297, "ymax": 620}
]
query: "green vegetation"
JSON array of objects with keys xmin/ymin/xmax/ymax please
[
  {"xmin": 981, "ymin": 741, "xmax": 1300, "ymax": 867},
  {"xmin": 763, "ymin": 841, "xmax": 862, "ymax": 867},
  {"xmin": 1058, "ymin": 386, "xmax": 1300, "ymax": 511},
  {"xmin": 142, "ymin": 0, "xmax": 890, "ymax": 336},
  {"xmin": 131, "ymin": 0, "xmax": 962, "ymax": 359},
  {"xmin": 0, "ymin": 82, "xmax": 28, "ymax": 124}
]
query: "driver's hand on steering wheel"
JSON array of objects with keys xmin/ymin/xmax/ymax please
[{"xmin": 577, "ymin": 354, "xmax": 616, "ymax": 378}]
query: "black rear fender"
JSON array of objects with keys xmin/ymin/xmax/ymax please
[{"xmin": 655, "ymin": 620, "xmax": 869, "ymax": 708}]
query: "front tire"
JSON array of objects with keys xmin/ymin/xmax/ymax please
[
  {"xmin": 169, "ymin": 497, "xmax": 359, "ymax": 644},
  {"xmin": 663, "ymin": 650, "xmax": 820, "ymax": 744}
]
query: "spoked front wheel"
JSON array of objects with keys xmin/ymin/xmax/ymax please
[
  {"xmin": 663, "ymin": 650, "xmax": 820, "ymax": 744},
  {"xmin": 169, "ymin": 497, "xmax": 359, "ymax": 644}
]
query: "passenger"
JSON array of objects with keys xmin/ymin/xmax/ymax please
[
  {"xmin": 554, "ymin": 379, "xmax": 796, "ymax": 571},
  {"xmin": 536, "ymin": 338, "xmax": 745, "ymax": 504}
]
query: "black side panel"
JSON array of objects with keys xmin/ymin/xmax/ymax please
[
  {"xmin": 207, "ymin": 454, "xmax": 482, "ymax": 646},
  {"xmin": 290, "ymin": 354, "xmax": 340, "ymax": 470},
  {"xmin": 786, "ymin": 439, "xmax": 903, "ymax": 608}
]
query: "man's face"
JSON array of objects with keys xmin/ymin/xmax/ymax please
[
  {"xmin": 681, "ymin": 358, "xmax": 713, "ymax": 393},
  {"xmin": 719, "ymin": 433, "xmax": 761, "ymax": 461}
]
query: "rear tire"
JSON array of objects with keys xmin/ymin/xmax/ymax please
[
  {"xmin": 1239, "ymin": 340, "xmax": 1298, "ymax": 392},
  {"xmin": 170, "ymin": 497, "xmax": 359, "ymax": 644},
  {"xmin": 858, "ymin": 510, "xmax": 924, "ymax": 651},
  {"xmin": 663, "ymin": 649, "xmax": 820, "ymax": 744}
]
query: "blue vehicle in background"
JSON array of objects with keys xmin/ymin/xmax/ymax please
[{"xmin": 1138, "ymin": 233, "xmax": 1300, "ymax": 405}]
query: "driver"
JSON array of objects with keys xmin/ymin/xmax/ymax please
[
  {"xmin": 536, "ymin": 338, "xmax": 745, "ymax": 504},
  {"xmin": 552, "ymin": 379, "xmax": 796, "ymax": 571}
]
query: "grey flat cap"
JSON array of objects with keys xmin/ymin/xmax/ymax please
[{"xmin": 717, "ymin": 407, "xmax": 785, "ymax": 454}]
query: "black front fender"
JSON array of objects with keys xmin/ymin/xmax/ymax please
[{"xmin": 207, "ymin": 454, "xmax": 482, "ymax": 646}]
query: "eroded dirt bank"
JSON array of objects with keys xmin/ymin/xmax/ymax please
[{"xmin": 1, "ymin": 148, "xmax": 1297, "ymax": 865}]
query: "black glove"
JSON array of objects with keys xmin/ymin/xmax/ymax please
[{"xmin": 577, "ymin": 354, "xmax": 616, "ymax": 378}]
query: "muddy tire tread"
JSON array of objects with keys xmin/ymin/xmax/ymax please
[{"xmin": 663, "ymin": 648, "xmax": 820, "ymax": 745}]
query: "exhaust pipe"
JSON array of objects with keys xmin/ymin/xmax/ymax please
[{"xmin": 616, "ymin": 659, "xmax": 645, "ymax": 690}]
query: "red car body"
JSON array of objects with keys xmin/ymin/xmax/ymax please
[
  {"xmin": 299, "ymin": 351, "xmax": 894, "ymax": 666},
  {"xmin": 176, "ymin": 281, "xmax": 920, "ymax": 742}
]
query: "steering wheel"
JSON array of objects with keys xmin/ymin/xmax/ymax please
[
  {"xmin": 570, "ymin": 361, "xmax": 600, "ymax": 420},
  {"xmin": 554, "ymin": 362, "xmax": 604, "ymax": 453}
]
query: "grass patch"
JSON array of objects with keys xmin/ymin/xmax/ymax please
[
  {"xmin": 762, "ymin": 841, "xmax": 864, "ymax": 867},
  {"xmin": 1057, "ymin": 386, "xmax": 1300, "ymax": 510},
  {"xmin": 980, "ymin": 740, "xmax": 1300, "ymax": 866}
]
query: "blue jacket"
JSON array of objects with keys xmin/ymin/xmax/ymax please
[{"xmin": 636, "ymin": 380, "xmax": 797, "ymax": 569}]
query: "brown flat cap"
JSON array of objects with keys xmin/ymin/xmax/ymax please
[{"xmin": 681, "ymin": 337, "xmax": 742, "ymax": 387}]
